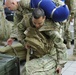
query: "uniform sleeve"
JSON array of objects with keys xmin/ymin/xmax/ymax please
[
  {"xmin": 45, "ymin": 31, "xmax": 67, "ymax": 67},
  {"xmin": 20, "ymin": 0, "xmax": 33, "ymax": 13},
  {"xmin": 10, "ymin": 14, "xmax": 19, "ymax": 39},
  {"xmin": 10, "ymin": 13, "xmax": 26, "ymax": 45},
  {"xmin": 16, "ymin": 19, "xmax": 26, "ymax": 45}
]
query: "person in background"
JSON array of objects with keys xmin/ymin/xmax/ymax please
[{"xmin": 0, "ymin": 0, "xmax": 13, "ymax": 45}]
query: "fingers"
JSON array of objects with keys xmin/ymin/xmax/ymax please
[
  {"xmin": 7, "ymin": 38, "xmax": 14, "ymax": 45},
  {"xmin": 56, "ymin": 65, "xmax": 62, "ymax": 74}
]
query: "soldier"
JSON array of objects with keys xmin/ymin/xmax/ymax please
[
  {"xmin": 65, "ymin": 19, "xmax": 72, "ymax": 49},
  {"xmin": 30, "ymin": 0, "xmax": 71, "ymax": 49},
  {"xmin": 0, "ymin": 0, "xmax": 27, "ymax": 61},
  {"xmin": 21, "ymin": 8, "xmax": 67, "ymax": 75},
  {"xmin": 5, "ymin": 0, "xmax": 69, "ymax": 46},
  {"xmin": 69, "ymin": 0, "xmax": 76, "ymax": 60},
  {"xmin": 70, "ymin": 0, "xmax": 76, "ymax": 56},
  {"xmin": 0, "ymin": 0, "xmax": 12, "ymax": 45},
  {"xmin": 66, "ymin": 0, "xmax": 76, "ymax": 60},
  {"xmin": 61, "ymin": 16, "xmax": 72, "ymax": 49},
  {"xmin": 5, "ymin": 0, "xmax": 31, "ymax": 46}
]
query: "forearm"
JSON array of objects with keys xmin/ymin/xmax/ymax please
[
  {"xmin": 45, "ymin": 31, "xmax": 67, "ymax": 66},
  {"xmin": 10, "ymin": 13, "xmax": 23, "ymax": 39},
  {"xmin": 10, "ymin": 24, "xmax": 18, "ymax": 39},
  {"xmin": 54, "ymin": 33, "xmax": 67, "ymax": 67}
]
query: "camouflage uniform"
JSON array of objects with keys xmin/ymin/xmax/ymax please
[
  {"xmin": 67, "ymin": 0, "xmax": 76, "ymax": 54},
  {"xmin": 51, "ymin": 0, "xmax": 71, "ymax": 49},
  {"xmin": 21, "ymin": 17, "xmax": 67, "ymax": 75},
  {"xmin": 10, "ymin": 0, "xmax": 31, "ymax": 45},
  {"xmin": 66, "ymin": 0, "xmax": 76, "ymax": 60},
  {"xmin": 61, "ymin": 17, "xmax": 72, "ymax": 49},
  {"xmin": 10, "ymin": 0, "xmax": 67, "ymax": 46},
  {"xmin": 9, "ymin": 1, "xmax": 67, "ymax": 74},
  {"xmin": 0, "ymin": 0, "xmax": 12, "ymax": 45},
  {"xmin": 71, "ymin": 0, "xmax": 76, "ymax": 55},
  {"xmin": 64, "ymin": 19, "xmax": 72, "ymax": 49}
]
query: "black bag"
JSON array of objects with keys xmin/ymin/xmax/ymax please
[{"xmin": 0, "ymin": 54, "xmax": 20, "ymax": 75}]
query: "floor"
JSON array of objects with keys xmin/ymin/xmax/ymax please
[
  {"xmin": 62, "ymin": 61, "xmax": 76, "ymax": 75},
  {"xmin": 61, "ymin": 45, "xmax": 76, "ymax": 75}
]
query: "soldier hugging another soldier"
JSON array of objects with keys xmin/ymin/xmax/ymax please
[
  {"xmin": 4, "ymin": 0, "xmax": 69, "ymax": 75},
  {"xmin": 21, "ymin": 8, "xmax": 67, "ymax": 75}
]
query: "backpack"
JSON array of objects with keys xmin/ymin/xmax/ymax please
[{"xmin": 24, "ymin": 27, "xmax": 50, "ymax": 57}]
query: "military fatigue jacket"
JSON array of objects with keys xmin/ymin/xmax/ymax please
[
  {"xmin": 9, "ymin": 0, "xmax": 67, "ymax": 66},
  {"xmin": 24, "ymin": 17, "xmax": 67, "ymax": 67},
  {"xmin": 10, "ymin": 0, "xmax": 31, "ymax": 45},
  {"xmin": 0, "ymin": 0, "xmax": 12, "ymax": 42}
]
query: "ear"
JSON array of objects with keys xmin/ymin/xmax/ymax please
[
  {"xmin": 43, "ymin": 16, "xmax": 46, "ymax": 20},
  {"xmin": 11, "ymin": 2, "xmax": 14, "ymax": 4}
]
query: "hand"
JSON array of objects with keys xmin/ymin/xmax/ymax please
[
  {"xmin": 7, "ymin": 38, "xmax": 14, "ymax": 45},
  {"xmin": 25, "ymin": 43, "xmax": 31, "ymax": 49},
  {"xmin": 56, "ymin": 65, "xmax": 62, "ymax": 75}
]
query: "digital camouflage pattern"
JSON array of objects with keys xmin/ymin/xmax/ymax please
[
  {"xmin": 21, "ymin": 16, "xmax": 67, "ymax": 75},
  {"xmin": 6, "ymin": 0, "xmax": 67, "ymax": 74},
  {"xmin": 0, "ymin": 42, "xmax": 27, "ymax": 61},
  {"xmin": 21, "ymin": 54, "xmax": 58, "ymax": 75},
  {"xmin": 67, "ymin": 0, "xmax": 76, "ymax": 55},
  {"xmin": 0, "ymin": 0, "xmax": 27, "ymax": 61},
  {"xmin": 60, "ymin": 16, "xmax": 72, "ymax": 49},
  {"xmin": 64, "ymin": 20, "xmax": 72, "ymax": 49},
  {"xmin": 12, "ymin": 1, "xmax": 68, "ymax": 74},
  {"xmin": 51, "ymin": 0, "xmax": 72, "ymax": 49},
  {"xmin": 65, "ymin": 0, "xmax": 76, "ymax": 60},
  {"xmin": 10, "ymin": 0, "xmax": 66, "ymax": 46},
  {"xmin": 10, "ymin": 0, "xmax": 31, "ymax": 46}
]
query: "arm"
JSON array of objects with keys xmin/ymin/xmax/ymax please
[
  {"xmin": 17, "ymin": 20, "xmax": 27, "ymax": 46},
  {"xmin": 9, "ymin": 13, "xmax": 26, "ymax": 46},
  {"xmin": 7, "ymin": 14, "xmax": 20, "ymax": 45},
  {"xmin": 44, "ymin": 31, "xmax": 67, "ymax": 73},
  {"xmin": 53, "ymin": 31, "xmax": 67, "ymax": 65},
  {"xmin": 9, "ymin": 0, "xmax": 31, "ymax": 45},
  {"xmin": 46, "ymin": 31, "xmax": 67, "ymax": 64},
  {"xmin": 14, "ymin": 13, "xmax": 31, "ymax": 46}
]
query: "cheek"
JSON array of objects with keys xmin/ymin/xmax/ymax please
[
  {"xmin": 40, "ymin": 25, "xmax": 43, "ymax": 28},
  {"xmin": 35, "ymin": 24, "xmax": 39, "ymax": 27}
]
